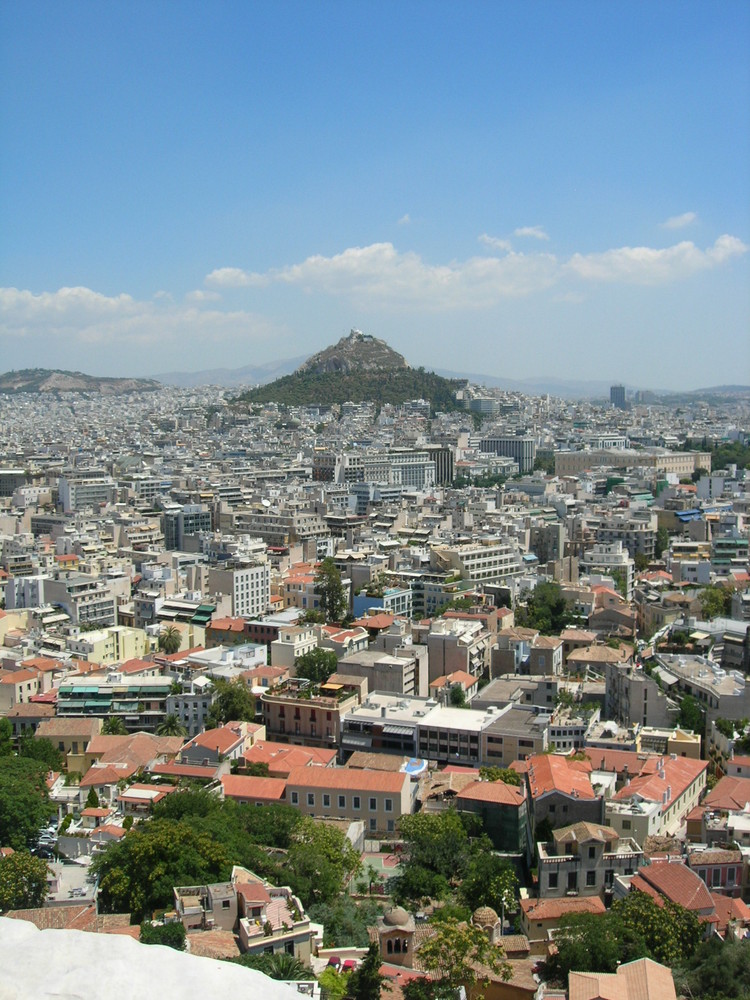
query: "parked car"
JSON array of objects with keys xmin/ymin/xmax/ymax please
[{"xmin": 326, "ymin": 957, "xmax": 341, "ymax": 971}]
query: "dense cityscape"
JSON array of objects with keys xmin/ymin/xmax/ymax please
[{"xmin": 0, "ymin": 341, "xmax": 749, "ymax": 998}]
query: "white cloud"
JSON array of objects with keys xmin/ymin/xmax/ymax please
[
  {"xmin": 206, "ymin": 242, "xmax": 559, "ymax": 309},
  {"xmin": 478, "ymin": 233, "xmax": 513, "ymax": 252},
  {"xmin": 0, "ymin": 285, "xmax": 276, "ymax": 348},
  {"xmin": 513, "ymin": 225, "xmax": 550, "ymax": 241},
  {"xmin": 565, "ymin": 234, "xmax": 747, "ymax": 284},
  {"xmin": 205, "ymin": 267, "xmax": 269, "ymax": 289},
  {"xmin": 660, "ymin": 211, "xmax": 697, "ymax": 230},
  {"xmin": 185, "ymin": 289, "xmax": 221, "ymax": 303},
  {"xmin": 397, "ymin": 213, "xmax": 411, "ymax": 226}
]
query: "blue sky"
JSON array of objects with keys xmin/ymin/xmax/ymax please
[{"xmin": 1, "ymin": 1, "xmax": 748, "ymax": 388}]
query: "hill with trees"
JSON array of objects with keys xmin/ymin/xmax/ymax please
[{"xmin": 235, "ymin": 330, "xmax": 464, "ymax": 412}]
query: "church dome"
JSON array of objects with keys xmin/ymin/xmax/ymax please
[
  {"xmin": 472, "ymin": 906, "xmax": 499, "ymax": 928},
  {"xmin": 383, "ymin": 906, "xmax": 411, "ymax": 927}
]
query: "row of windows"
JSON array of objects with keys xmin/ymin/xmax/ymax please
[{"xmin": 289, "ymin": 790, "xmax": 394, "ymax": 812}]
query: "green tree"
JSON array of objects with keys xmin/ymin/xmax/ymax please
[
  {"xmin": 85, "ymin": 787, "xmax": 100, "ymax": 809},
  {"xmin": 677, "ymin": 936, "xmax": 750, "ymax": 999},
  {"xmin": 0, "ymin": 717, "xmax": 13, "ymax": 757},
  {"xmin": 398, "ymin": 810, "xmax": 471, "ymax": 882},
  {"xmin": 402, "ymin": 982, "xmax": 456, "ymax": 1000},
  {"xmin": 478, "ymin": 766, "xmax": 521, "ymax": 786},
  {"xmin": 417, "ymin": 916, "xmax": 511, "ymax": 999},
  {"xmin": 388, "ymin": 864, "xmax": 450, "ymax": 906},
  {"xmin": 0, "ymin": 850, "xmax": 49, "ymax": 910},
  {"xmin": 678, "ymin": 694, "xmax": 705, "ymax": 733},
  {"xmin": 0, "ymin": 757, "xmax": 51, "ymax": 850},
  {"xmin": 139, "ymin": 920, "xmax": 187, "ymax": 950},
  {"xmin": 158, "ymin": 625, "xmax": 182, "ymax": 655},
  {"xmin": 348, "ymin": 943, "xmax": 385, "ymax": 1000},
  {"xmin": 654, "ymin": 526, "xmax": 669, "ymax": 559},
  {"xmin": 102, "ymin": 716, "xmax": 128, "ymax": 736},
  {"xmin": 92, "ymin": 818, "xmax": 231, "ymax": 921},
  {"xmin": 308, "ymin": 896, "xmax": 385, "ymax": 948},
  {"xmin": 314, "ymin": 558, "xmax": 348, "ymax": 622},
  {"xmin": 295, "ymin": 647, "xmax": 338, "ymax": 685},
  {"xmin": 317, "ymin": 967, "xmax": 351, "ymax": 1000},
  {"xmin": 17, "ymin": 732, "xmax": 64, "ymax": 771},
  {"xmin": 206, "ymin": 678, "xmax": 255, "ymax": 728},
  {"xmin": 612, "ymin": 891, "xmax": 700, "ymax": 967},
  {"xmin": 459, "ymin": 851, "xmax": 517, "ymax": 917},
  {"xmin": 156, "ymin": 714, "xmax": 188, "ymax": 738},
  {"xmin": 232, "ymin": 952, "xmax": 309, "ymax": 980},
  {"xmin": 547, "ymin": 910, "xmax": 628, "ymax": 979},
  {"xmin": 449, "ymin": 684, "xmax": 467, "ymax": 708},
  {"xmin": 700, "ymin": 584, "xmax": 732, "ymax": 621},
  {"xmin": 515, "ymin": 581, "xmax": 570, "ymax": 635},
  {"xmin": 286, "ymin": 817, "xmax": 361, "ymax": 906}
]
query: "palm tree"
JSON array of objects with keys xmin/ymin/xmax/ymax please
[
  {"xmin": 156, "ymin": 714, "xmax": 188, "ymax": 738},
  {"xmin": 101, "ymin": 716, "xmax": 128, "ymax": 736},
  {"xmin": 235, "ymin": 953, "xmax": 309, "ymax": 981},
  {"xmin": 158, "ymin": 625, "xmax": 182, "ymax": 655}
]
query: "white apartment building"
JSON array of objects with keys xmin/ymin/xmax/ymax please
[
  {"xmin": 431, "ymin": 536, "xmax": 523, "ymax": 585},
  {"xmin": 207, "ymin": 561, "xmax": 271, "ymax": 618},
  {"xmin": 580, "ymin": 541, "xmax": 634, "ymax": 601}
]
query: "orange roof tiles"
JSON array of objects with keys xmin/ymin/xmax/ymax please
[
  {"xmin": 285, "ymin": 765, "xmax": 409, "ymax": 794},
  {"xmin": 526, "ymin": 754, "xmax": 597, "ymax": 800},
  {"xmin": 521, "ymin": 896, "xmax": 606, "ymax": 921},
  {"xmin": 455, "ymin": 780, "xmax": 525, "ymax": 807},
  {"xmin": 221, "ymin": 774, "xmax": 286, "ymax": 801},
  {"xmin": 632, "ymin": 861, "xmax": 714, "ymax": 912}
]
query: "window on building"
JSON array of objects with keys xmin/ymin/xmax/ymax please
[
  {"xmin": 712, "ymin": 868, "xmax": 721, "ymax": 887},
  {"xmin": 586, "ymin": 871, "xmax": 597, "ymax": 887},
  {"xmin": 548, "ymin": 872, "xmax": 558, "ymax": 889},
  {"xmin": 385, "ymin": 799, "xmax": 393, "ymax": 812},
  {"xmin": 622, "ymin": 819, "xmax": 631, "ymax": 830},
  {"xmin": 323, "ymin": 794, "xmax": 330, "ymax": 808},
  {"xmin": 728, "ymin": 867, "xmax": 736, "ymax": 884},
  {"xmin": 370, "ymin": 818, "xmax": 377, "ymax": 831},
  {"xmin": 290, "ymin": 791, "xmax": 298, "ymax": 805},
  {"xmin": 222, "ymin": 900, "xmax": 231, "ymax": 909},
  {"xmin": 387, "ymin": 820, "xmax": 395, "ymax": 833},
  {"xmin": 338, "ymin": 795, "xmax": 346, "ymax": 808},
  {"xmin": 353, "ymin": 796, "xmax": 361, "ymax": 810},
  {"xmin": 369, "ymin": 797, "xmax": 377, "ymax": 811},
  {"xmin": 588, "ymin": 846, "xmax": 596, "ymax": 859}
]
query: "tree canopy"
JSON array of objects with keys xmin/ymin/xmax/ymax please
[
  {"xmin": 158, "ymin": 625, "xmax": 182, "ymax": 654},
  {"xmin": 0, "ymin": 756, "xmax": 51, "ymax": 850},
  {"xmin": 295, "ymin": 646, "xmax": 338, "ymax": 685},
  {"xmin": 0, "ymin": 851, "xmax": 49, "ymax": 910},
  {"xmin": 547, "ymin": 890, "xmax": 701, "ymax": 983},
  {"xmin": 417, "ymin": 916, "xmax": 511, "ymax": 999},
  {"xmin": 314, "ymin": 558, "xmax": 348, "ymax": 623},
  {"xmin": 206, "ymin": 677, "xmax": 255, "ymax": 728},
  {"xmin": 515, "ymin": 581, "xmax": 571, "ymax": 634}
]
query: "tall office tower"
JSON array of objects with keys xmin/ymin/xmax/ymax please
[{"xmin": 610, "ymin": 384, "xmax": 626, "ymax": 409}]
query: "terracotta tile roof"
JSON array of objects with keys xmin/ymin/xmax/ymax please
[
  {"xmin": 711, "ymin": 893, "xmax": 750, "ymax": 936},
  {"xmin": 118, "ymin": 658, "xmax": 158, "ymax": 674},
  {"xmin": 208, "ymin": 618, "xmax": 246, "ymax": 632},
  {"xmin": 698, "ymin": 775, "xmax": 750, "ymax": 812},
  {"xmin": 243, "ymin": 741, "xmax": 336, "ymax": 776},
  {"xmin": 569, "ymin": 957, "xmax": 677, "ymax": 1000},
  {"xmin": 526, "ymin": 754, "xmax": 597, "ymax": 800},
  {"xmin": 613, "ymin": 755, "xmax": 707, "ymax": 806},
  {"xmin": 521, "ymin": 896, "xmax": 606, "ymax": 921},
  {"xmin": 151, "ymin": 762, "xmax": 221, "ymax": 779},
  {"xmin": 429, "ymin": 670, "xmax": 476, "ymax": 689},
  {"xmin": 0, "ymin": 668, "xmax": 39, "ymax": 684},
  {"xmin": 633, "ymin": 861, "xmax": 714, "ymax": 912},
  {"xmin": 352, "ymin": 613, "xmax": 395, "ymax": 629},
  {"xmin": 552, "ymin": 821, "xmax": 619, "ymax": 845},
  {"xmin": 455, "ymin": 780, "xmax": 525, "ymax": 807},
  {"xmin": 688, "ymin": 849, "xmax": 742, "ymax": 866},
  {"xmin": 285, "ymin": 765, "xmax": 409, "ymax": 794},
  {"xmin": 87, "ymin": 732, "xmax": 184, "ymax": 768},
  {"xmin": 183, "ymin": 727, "xmax": 243, "ymax": 755},
  {"xmin": 221, "ymin": 774, "xmax": 287, "ymax": 801},
  {"xmin": 584, "ymin": 748, "xmax": 659, "ymax": 774},
  {"xmin": 36, "ymin": 718, "xmax": 101, "ymax": 739},
  {"xmin": 80, "ymin": 763, "xmax": 136, "ymax": 787}
]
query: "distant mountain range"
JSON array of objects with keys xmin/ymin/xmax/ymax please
[{"xmin": 0, "ymin": 368, "xmax": 160, "ymax": 395}]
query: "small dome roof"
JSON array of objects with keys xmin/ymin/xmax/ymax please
[
  {"xmin": 472, "ymin": 906, "xmax": 499, "ymax": 928},
  {"xmin": 383, "ymin": 906, "xmax": 411, "ymax": 927}
]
